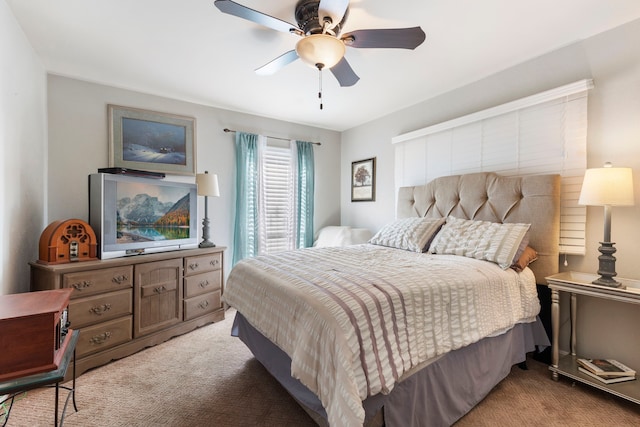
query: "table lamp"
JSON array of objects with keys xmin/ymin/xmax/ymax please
[
  {"xmin": 578, "ymin": 163, "xmax": 634, "ymax": 287},
  {"xmin": 196, "ymin": 171, "xmax": 220, "ymax": 248}
]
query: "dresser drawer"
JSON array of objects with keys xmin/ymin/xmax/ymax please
[
  {"xmin": 184, "ymin": 253, "xmax": 222, "ymax": 276},
  {"xmin": 184, "ymin": 270, "xmax": 221, "ymax": 299},
  {"xmin": 69, "ymin": 289, "xmax": 133, "ymax": 328},
  {"xmin": 140, "ymin": 278, "xmax": 178, "ymax": 298},
  {"xmin": 76, "ymin": 316, "xmax": 132, "ymax": 358},
  {"xmin": 63, "ymin": 266, "xmax": 133, "ymax": 298},
  {"xmin": 184, "ymin": 291, "xmax": 221, "ymax": 321}
]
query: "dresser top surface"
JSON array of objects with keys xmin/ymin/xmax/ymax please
[{"xmin": 29, "ymin": 246, "xmax": 226, "ymax": 274}]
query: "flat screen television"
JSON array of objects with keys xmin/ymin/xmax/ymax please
[{"xmin": 89, "ymin": 173, "xmax": 198, "ymax": 259}]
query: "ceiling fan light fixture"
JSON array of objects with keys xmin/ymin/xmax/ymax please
[{"xmin": 295, "ymin": 34, "xmax": 345, "ymax": 69}]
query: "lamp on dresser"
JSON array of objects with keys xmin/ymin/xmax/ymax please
[
  {"xmin": 578, "ymin": 163, "xmax": 634, "ymax": 287},
  {"xmin": 196, "ymin": 171, "xmax": 220, "ymax": 248}
]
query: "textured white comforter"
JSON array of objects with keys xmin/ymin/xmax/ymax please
[{"xmin": 224, "ymin": 244, "xmax": 539, "ymax": 427}]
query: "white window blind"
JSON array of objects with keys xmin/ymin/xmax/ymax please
[
  {"xmin": 393, "ymin": 80, "xmax": 592, "ymax": 255},
  {"xmin": 258, "ymin": 141, "xmax": 296, "ymax": 255}
]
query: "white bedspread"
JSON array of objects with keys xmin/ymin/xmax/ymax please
[{"xmin": 224, "ymin": 244, "xmax": 539, "ymax": 427}]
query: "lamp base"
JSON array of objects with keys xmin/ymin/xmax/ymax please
[
  {"xmin": 199, "ymin": 216, "xmax": 215, "ymax": 248},
  {"xmin": 592, "ymin": 241, "xmax": 621, "ymax": 288},
  {"xmin": 199, "ymin": 240, "xmax": 216, "ymax": 248},
  {"xmin": 592, "ymin": 276, "xmax": 621, "ymax": 287}
]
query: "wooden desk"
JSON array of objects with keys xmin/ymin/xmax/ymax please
[{"xmin": 0, "ymin": 330, "xmax": 79, "ymax": 427}]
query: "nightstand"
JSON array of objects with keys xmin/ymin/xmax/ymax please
[{"xmin": 546, "ymin": 271, "xmax": 640, "ymax": 404}]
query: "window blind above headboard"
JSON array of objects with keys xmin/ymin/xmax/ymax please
[{"xmin": 392, "ymin": 79, "xmax": 593, "ymax": 255}]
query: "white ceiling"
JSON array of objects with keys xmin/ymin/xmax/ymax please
[{"xmin": 7, "ymin": 0, "xmax": 640, "ymax": 131}]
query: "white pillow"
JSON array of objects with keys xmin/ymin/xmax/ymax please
[
  {"xmin": 369, "ymin": 217, "xmax": 446, "ymax": 253},
  {"xmin": 314, "ymin": 226, "xmax": 352, "ymax": 247},
  {"xmin": 428, "ymin": 216, "xmax": 531, "ymax": 269},
  {"xmin": 314, "ymin": 226, "xmax": 373, "ymax": 247}
]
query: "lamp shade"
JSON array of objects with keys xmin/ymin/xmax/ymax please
[
  {"xmin": 196, "ymin": 171, "xmax": 220, "ymax": 197},
  {"xmin": 295, "ymin": 34, "xmax": 345, "ymax": 69},
  {"xmin": 578, "ymin": 166, "xmax": 634, "ymax": 206}
]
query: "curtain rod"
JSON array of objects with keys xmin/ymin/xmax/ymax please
[{"xmin": 223, "ymin": 128, "xmax": 321, "ymax": 146}]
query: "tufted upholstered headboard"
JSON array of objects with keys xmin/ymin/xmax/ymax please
[{"xmin": 397, "ymin": 172, "xmax": 561, "ymax": 284}]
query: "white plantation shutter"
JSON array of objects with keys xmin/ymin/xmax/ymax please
[
  {"xmin": 258, "ymin": 140, "xmax": 296, "ymax": 255},
  {"xmin": 393, "ymin": 80, "xmax": 592, "ymax": 255}
]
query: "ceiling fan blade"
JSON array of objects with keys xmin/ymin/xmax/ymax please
[
  {"xmin": 342, "ymin": 27, "xmax": 426, "ymax": 49},
  {"xmin": 214, "ymin": 0, "xmax": 299, "ymax": 34},
  {"xmin": 330, "ymin": 57, "xmax": 359, "ymax": 87},
  {"xmin": 318, "ymin": 0, "xmax": 349, "ymax": 30},
  {"xmin": 255, "ymin": 50, "xmax": 299, "ymax": 75}
]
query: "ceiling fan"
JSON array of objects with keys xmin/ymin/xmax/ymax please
[{"xmin": 213, "ymin": 0, "xmax": 426, "ymax": 89}]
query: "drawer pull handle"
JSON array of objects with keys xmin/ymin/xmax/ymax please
[
  {"xmin": 89, "ymin": 304, "xmax": 112, "ymax": 315},
  {"xmin": 210, "ymin": 259, "xmax": 219, "ymax": 267},
  {"xmin": 189, "ymin": 262, "xmax": 199, "ymax": 270},
  {"xmin": 199, "ymin": 280, "xmax": 210, "ymax": 288},
  {"xmin": 154, "ymin": 285, "xmax": 167, "ymax": 294},
  {"xmin": 72, "ymin": 280, "xmax": 92, "ymax": 291},
  {"xmin": 198, "ymin": 300, "xmax": 210, "ymax": 310},
  {"xmin": 89, "ymin": 331, "xmax": 112, "ymax": 345},
  {"xmin": 112, "ymin": 274, "xmax": 129, "ymax": 284}
]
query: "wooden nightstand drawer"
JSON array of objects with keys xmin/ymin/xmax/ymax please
[
  {"xmin": 76, "ymin": 316, "xmax": 132, "ymax": 358},
  {"xmin": 184, "ymin": 291, "xmax": 221, "ymax": 321},
  {"xmin": 184, "ymin": 253, "xmax": 222, "ymax": 276},
  {"xmin": 68, "ymin": 289, "xmax": 133, "ymax": 328},
  {"xmin": 63, "ymin": 266, "xmax": 133, "ymax": 298},
  {"xmin": 184, "ymin": 270, "xmax": 221, "ymax": 298}
]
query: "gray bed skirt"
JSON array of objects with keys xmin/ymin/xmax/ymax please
[{"xmin": 232, "ymin": 312, "xmax": 549, "ymax": 427}]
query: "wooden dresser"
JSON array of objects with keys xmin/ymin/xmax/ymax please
[{"xmin": 30, "ymin": 247, "xmax": 225, "ymax": 379}]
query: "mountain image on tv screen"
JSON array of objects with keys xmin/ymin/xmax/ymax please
[{"xmin": 115, "ymin": 181, "xmax": 191, "ymax": 244}]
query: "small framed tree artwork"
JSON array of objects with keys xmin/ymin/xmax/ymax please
[{"xmin": 351, "ymin": 157, "xmax": 376, "ymax": 202}]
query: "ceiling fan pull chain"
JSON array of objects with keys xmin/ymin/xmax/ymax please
[{"xmin": 318, "ymin": 67, "xmax": 323, "ymax": 110}]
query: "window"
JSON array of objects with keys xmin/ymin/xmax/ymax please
[
  {"xmin": 259, "ymin": 142, "xmax": 295, "ymax": 255},
  {"xmin": 233, "ymin": 133, "xmax": 315, "ymax": 265}
]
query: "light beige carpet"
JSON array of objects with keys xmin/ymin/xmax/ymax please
[{"xmin": 4, "ymin": 309, "xmax": 640, "ymax": 426}]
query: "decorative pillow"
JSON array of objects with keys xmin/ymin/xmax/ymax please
[
  {"xmin": 511, "ymin": 246, "xmax": 538, "ymax": 272},
  {"xmin": 428, "ymin": 216, "xmax": 531, "ymax": 269},
  {"xmin": 369, "ymin": 217, "xmax": 446, "ymax": 253},
  {"xmin": 512, "ymin": 230, "xmax": 530, "ymax": 263}
]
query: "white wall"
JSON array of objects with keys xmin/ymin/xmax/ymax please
[
  {"xmin": 341, "ymin": 18, "xmax": 640, "ymax": 362},
  {"xmin": 0, "ymin": 0, "xmax": 47, "ymax": 295},
  {"xmin": 46, "ymin": 75, "xmax": 342, "ymax": 277}
]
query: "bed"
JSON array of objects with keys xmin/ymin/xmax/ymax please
[{"xmin": 224, "ymin": 171, "xmax": 560, "ymax": 427}]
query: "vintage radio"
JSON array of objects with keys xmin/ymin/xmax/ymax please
[
  {"xmin": 0, "ymin": 288, "xmax": 74, "ymax": 381},
  {"xmin": 38, "ymin": 219, "xmax": 98, "ymax": 265}
]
